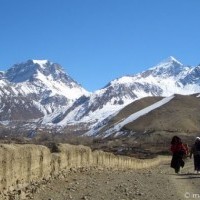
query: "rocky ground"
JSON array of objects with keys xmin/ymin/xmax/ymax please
[
  {"xmin": 3, "ymin": 157, "xmax": 200, "ymax": 200},
  {"xmin": 31, "ymin": 158, "xmax": 199, "ymax": 200}
]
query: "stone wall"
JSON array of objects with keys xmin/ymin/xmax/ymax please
[
  {"xmin": 0, "ymin": 143, "xmax": 169, "ymax": 192},
  {"xmin": 0, "ymin": 144, "xmax": 51, "ymax": 191}
]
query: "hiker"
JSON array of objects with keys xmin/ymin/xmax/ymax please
[
  {"xmin": 190, "ymin": 137, "xmax": 200, "ymax": 173},
  {"xmin": 170, "ymin": 136, "xmax": 187, "ymax": 173}
]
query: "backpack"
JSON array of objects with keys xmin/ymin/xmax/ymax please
[{"xmin": 183, "ymin": 143, "xmax": 189, "ymax": 156}]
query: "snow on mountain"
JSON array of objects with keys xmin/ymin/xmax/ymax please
[
  {"xmin": 0, "ymin": 60, "xmax": 89, "ymax": 120},
  {"xmin": 5, "ymin": 59, "xmax": 89, "ymax": 99},
  {"xmin": 1, "ymin": 56, "xmax": 200, "ymax": 136},
  {"xmin": 100, "ymin": 95, "xmax": 175, "ymax": 138},
  {"xmin": 32, "ymin": 60, "xmax": 48, "ymax": 65},
  {"xmin": 41, "ymin": 56, "xmax": 200, "ymax": 134},
  {"xmin": 41, "ymin": 85, "xmax": 135, "ymax": 127}
]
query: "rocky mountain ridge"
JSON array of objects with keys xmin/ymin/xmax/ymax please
[
  {"xmin": 0, "ymin": 56, "xmax": 200, "ymax": 136},
  {"xmin": 41, "ymin": 57, "xmax": 200, "ymax": 133},
  {"xmin": 0, "ymin": 60, "xmax": 89, "ymax": 121}
]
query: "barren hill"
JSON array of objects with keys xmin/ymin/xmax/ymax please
[
  {"xmin": 124, "ymin": 94, "xmax": 200, "ymax": 133},
  {"xmin": 92, "ymin": 94, "xmax": 200, "ymax": 138}
]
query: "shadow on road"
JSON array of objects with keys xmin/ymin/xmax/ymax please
[{"xmin": 175, "ymin": 173, "xmax": 200, "ymax": 179}]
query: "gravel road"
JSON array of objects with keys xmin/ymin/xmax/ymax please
[{"xmin": 31, "ymin": 157, "xmax": 200, "ymax": 200}]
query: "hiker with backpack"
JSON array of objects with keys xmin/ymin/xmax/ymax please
[
  {"xmin": 170, "ymin": 136, "xmax": 187, "ymax": 174},
  {"xmin": 190, "ymin": 137, "xmax": 200, "ymax": 173}
]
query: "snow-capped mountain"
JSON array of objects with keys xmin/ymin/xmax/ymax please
[
  {"xmin": 1, "ymin": 56, "xmax": 200, "ymax": 136},
  {"xmin": 0, "ymin": 60, "xmax": 89, "ymax": 121},
  {"xmin": 41, "ymin": 56, "xmax": 200, "ymax": 134}
]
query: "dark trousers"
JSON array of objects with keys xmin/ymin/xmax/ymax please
[
  {"xmin": 193, "ymin": 155, "xmax": 200, "ymax": 171},
  {"xmin": 171, "ymin": 153, "xmax": 184, "ymax": 173}
]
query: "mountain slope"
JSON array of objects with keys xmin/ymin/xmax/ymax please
[
  {"xmin": 85, "ymin": 96, "xmax": 163, "ymax": 136},
  {"xmin": 123, "ymin": 94, "xmax": 200, "ymax": 133},
  {"xmin": 89, "ymin": 94, "xmax": 200, "ymax": 138},
  {"xmin": 1, "ymin": 56, "xmax": 200, "ymax": 136},
  {"xmin": 0, "ymin": 60, "xmax": 89, "ymax": 121},
  {"xmin": 42, "ymin": 56, "xmax": 200, "ymax": 133}
]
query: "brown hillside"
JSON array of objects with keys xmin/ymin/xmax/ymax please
[
  {"xmin": 98, "ymin": 96, "xmax": 163, "ymax": 134},
  {"xmin": 124, "ymin": 94, "xmax": 200, "ymax": 133}
]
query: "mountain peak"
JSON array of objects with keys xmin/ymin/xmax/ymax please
[
  {"xmin": 140, "ymin": 56, "xmax": 186, "ymax": 79},
  {"xmin": 158, "ymin": 56, "xmax": 182, "ymax": 66},
  {"xmin": 166, "ymin": 56, "xmax": 178, "ymax": 61},
  {"xmin": 32, "ymin": 59, "xmax": 49, "ymax": 66},
  {"xmin": 149, "ymin": 56, "xmax": 183, "ymax": 71},
  {"xmin": 3, "ymin": 60, "xmax": 62, "ymax": 85},
  {"xmin": 5, "ymin": 59, "xmax": 68, "ymax": 83},
  {"xmin": 3, "ymin": 59, "xmax": 89, "ymax": 100}
]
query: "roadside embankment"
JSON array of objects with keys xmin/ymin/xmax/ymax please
[{"xmin": 0, "ymin": 143, "xmax": 170, "ymax": 194}]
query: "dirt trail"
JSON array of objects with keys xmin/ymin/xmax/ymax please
[
  {"xmin": 169, "ymin": 158, "xmax": 200, "ymax": 200},
  {"xmin": 32, "ymin": 158, "xmax": 200, "ymax": 200}
]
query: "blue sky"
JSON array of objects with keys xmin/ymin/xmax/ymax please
[{"xmin": 0, "ymin": 0, "xmax": 200, "ymax": 91}]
